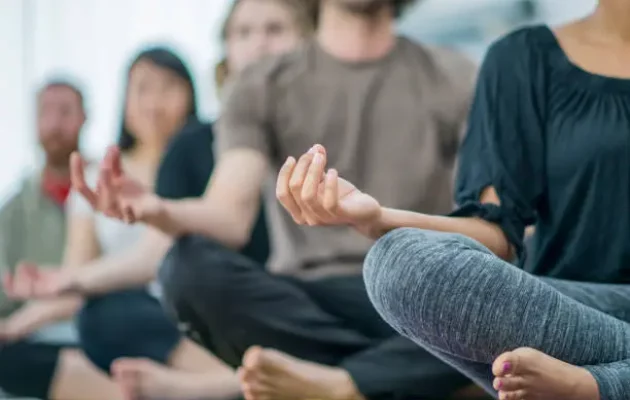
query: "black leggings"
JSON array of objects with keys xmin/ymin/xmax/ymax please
[
  {"xmin": 0, "ymin": 341, "xmax": 66, "ymax": 398},
  {"xmin": 0, "ymin": 290, "xmax": 181, "ymax": 398},
  {"xmin": 78, "ymin": 288, "xmax": 182, "ymax": 373}
]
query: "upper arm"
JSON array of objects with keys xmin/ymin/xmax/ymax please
[
  {"xmin": 0, "ymin": 193, "xmax": 23, "ymax": 273},
  {"xmin": 454, "ymin": 29, "xmax": 546, "ymax": 252},
  {"xmin": 203, "ymin": 149, "xmax": 269, "ymax": 226},
  {"xmin": 207, "ymin": 64, "xmax": 274, "ymax": 223},
  {"xmin": 62, "ymin": 177, "xmax": 101, "ymax": 268}
]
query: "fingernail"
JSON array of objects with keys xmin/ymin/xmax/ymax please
[
  {"xmin": 503, "ymin": 361, "xmax": 512, "ymax": 373},
  {"xmin": 496, "ymin": 379, "xmax": 503, "ymax": 389},
  {"xmin": 313, "ymin": 153, "xmax": 322, "ymax": 163},
  {"xmin": 308, "ymin": 146, "xmax": 316, "ymax": 154}
]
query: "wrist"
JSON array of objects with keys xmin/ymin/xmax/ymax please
[{"xmin": 354, "ymin": 207, "xmax": 387, "ymax": 240}]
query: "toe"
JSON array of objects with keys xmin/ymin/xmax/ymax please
[
  {"xmin": 499, "ymin": 389, "xmax": 526, "ymax": 400},
  {"xmin": 493, "ymin": 351, "xmax": 518, "ymax": 377},
  {"xmin": 243, "ymin": 346, "xmax": 265, "ymax": 370},
  {"xmin": 494, "ymin": 376, "xmax": 526, "ymax": 392}
]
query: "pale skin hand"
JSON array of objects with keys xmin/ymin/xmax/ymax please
[
  {"xmin": 3, "ymin": 263, "xmax": 81, "ymax": 299},
  {"xmin": 276, "ymin": 144, "xmax": 382, "ymax": 236},
  {"xmin": 71, "ymin": 146, "xmax": 162, "ymax": 225}
]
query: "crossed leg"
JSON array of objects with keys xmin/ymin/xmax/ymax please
[{"xmin": 364, "ymin": 228, "xmax": 630, "ymax": 400}]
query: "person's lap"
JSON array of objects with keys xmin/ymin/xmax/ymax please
[
  {"xmin": 77, "ymin": 288, "xmax": 181, "ymax": 373},
  {"xmin": 363, "ymin": 227, "xmax": 630, "ymax": 393},
  {"xmin": 159, "ymin": 234, "xmax": 472, "ymax": 399}
]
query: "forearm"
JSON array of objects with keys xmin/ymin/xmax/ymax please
[
  {"xmin": 155, "ymin": 198, "xmax": 252, "ymax": 248},
  {"xmin": 371, "ymin": 207, "xmax": 512, "ymax": 260},
  {"xmin": 77, "ymin": 230, "xmax": 171, "ymax": 295},
  {"xmin": 10, "ymin": 297, "xmax": 82, "ymax": 331}
]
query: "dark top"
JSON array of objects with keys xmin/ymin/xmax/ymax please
[
  {"xmin": 155, "ymin": 119, "xmax": 270, "ymax": 265},
  {"xmin": 453, "ymin": 25, "xmax": 630, "ymax": 283}
]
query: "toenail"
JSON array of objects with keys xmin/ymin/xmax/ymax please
[{"xmin": 503, "ymin": 361, "xmax": 512, "ymax": 373}]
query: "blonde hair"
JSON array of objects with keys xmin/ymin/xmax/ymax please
[{"xmin": 215, "ymin": 0, "xmax": 318, "ymax": 90}]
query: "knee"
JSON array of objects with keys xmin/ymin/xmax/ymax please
[
  {"xmin": 363, "ymin": 228, "xmax": 491, "ymax": 333},
  {"xmin": 158, "ymin": 235, "xmax": 254, "ymax": 322},
  {"xmin": 78, "ymin": 290, "xmax": 179, "ymax": 372}
]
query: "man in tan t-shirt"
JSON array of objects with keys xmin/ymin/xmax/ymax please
[{"xmin": 72, "ymin": 1, "xmax": 480, "ymax": 399}]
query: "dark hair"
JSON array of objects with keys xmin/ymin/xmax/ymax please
[
  {"xmin": 38, "ymin": 78, "xmax": 86, "ymax": 111},
  {"xmin": 392, "ymin": 0, "xmax": 418, "ymax": 18},
  {"xmin": 117, "ymin": 46, "xmax": 198, "ymax": 152}
]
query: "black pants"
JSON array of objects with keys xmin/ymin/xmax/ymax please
[
  {"xmin": 0, "ymin": 340, "xmax": 66, "ymax": 398},
  {"xmin": 78, "ymin": 289, "xmax": 181, "ymax": 373},
  {"xmin": 159, "ymin": 235, "xmax": 472, "ymax": 400}
]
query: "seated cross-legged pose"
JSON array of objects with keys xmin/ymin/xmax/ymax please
[
  {"xmin": 0, "ymin": 79, "xmax": 125, "ymax": 400},
  {"xmin": 67, "ymin": 1, "xmax": 486, "ymax": 399},
  {"xmin": 6, "ymin": 2, "xmax": 317, "ymax": 400},
  {"xmin": 5, "ymin": 47, "xmax": 242, "ymax": 400},
  {"xmin": 277, "ymin": 1, "xmax": 630, "ymax": 399}
]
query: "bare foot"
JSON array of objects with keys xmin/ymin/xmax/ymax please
[
  {"xmin": 492, "ymin": 347, "xmax": 600, "ymax": 400},
  {"xmin": 112, "ymin": 357, "xmax": 238, "ymax": 400},
  {"xmin": 239, "ymin": 346, "xmax": 365, "ymax": 400}
]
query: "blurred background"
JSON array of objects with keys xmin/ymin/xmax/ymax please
[{"xmin": 0, "ymin": 0, "xmax": 596, "ymax": 200}]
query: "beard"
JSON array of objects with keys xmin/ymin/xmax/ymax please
[
  {"xmin": 334, "ymin": 0, "xmax": 393, "ymax": 16},
  {"xmin": 40, "ymin": 135, "xmax": 79, "ymax": 170}
]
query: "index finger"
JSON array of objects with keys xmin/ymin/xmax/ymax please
[
  {"xmin": 70, "ymin": 152, "xmax": 98, "ymax": 207},
  {"xmin": 105, "ymin": 146, "xmax": 123, "ymax": 178},
  {"xmin": 276, "ymin": 157, "xmax": 305, "ymax": 224}
]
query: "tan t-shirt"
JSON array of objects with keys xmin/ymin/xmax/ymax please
[{"xmin": 217, "ymin": 37, "xmax": 477, "ymax": 279}]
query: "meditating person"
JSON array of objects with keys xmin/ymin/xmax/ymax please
[
  {"xmin": 275, "ymin": 1, "xmax": 630, "ymax": 399},
  {"xmin": 5, "ymin": 47, "xmax": 242, "ymax": 400},
  {"xmin": 6, "ymin": 1, "xmax": 317, "ymax": 399},
  {"xmin": 0, "ymin": 79, "xmax": 124, "ymax": 400},
  {"xmin": 64, "ymin": 1, "xmax": 485, "ymax": 399}
]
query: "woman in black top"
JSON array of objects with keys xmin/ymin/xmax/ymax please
[{"xmin": 275, "ymin": 2, "xmax": 630, "ymax": 399}]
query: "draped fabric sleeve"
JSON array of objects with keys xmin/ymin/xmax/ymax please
[{"xmin": 451, "ymin": 30, "xmax": 547, "ymax": 261}]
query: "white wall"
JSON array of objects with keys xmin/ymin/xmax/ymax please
[
  {"xmin": 0, "ymin": 0, "xmax": 30, "ymax": 198},
  {"xmin": 0, "ymin": 0, "xmax": 231, "ymax": 199},
  {"xmin": 0, "ymin": 0, "xmax": 600, "ymax": 199}
]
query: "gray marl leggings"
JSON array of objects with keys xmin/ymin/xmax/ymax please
[{"xmin": 363, "ymin": 228, "xmax": 630, "ymax": 400}]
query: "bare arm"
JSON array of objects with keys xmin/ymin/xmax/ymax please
[
  {"xmin": 73, "ymin": 228, "xmax": 171, "ymax": 295},
  {"xmin": 11, "ymin": 211, "xmax": 100, "ymax": 326},
  {"xmin": 152, "ymin": 149, "xmax": 269, "ymax": 248},
  {"xmin": 374, "ymin": 188, "xmax": 512, "ymax": 260}
]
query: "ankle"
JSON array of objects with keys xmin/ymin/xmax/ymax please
[
  {"xmin": 326, "ymin": 368, "xmax": 365, "ymax": 400},
  {"xmin": 572, "ymin": 368, "xmax": 601, "ymax": 400}
]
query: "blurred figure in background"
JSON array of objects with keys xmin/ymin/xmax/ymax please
[
  {"xmin": 6, "ymin": 1, "xmax": 317, "ymax": 399},
  {"xmin": 69, "ymin": 0, "xmax": 481, "ymax": 399},
  {"xmin": 0, "ymin": 80, "xmax": 120, "ymax": 400}
]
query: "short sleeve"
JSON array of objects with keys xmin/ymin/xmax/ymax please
[
  {"xmin": 156, "ymin": 121, "xmax": 215, "ymax": 199},
  {"xmin": 452, "ymin": 29, "xmax": 547, "ymax": 259},
  {"xmin": 215, "ymin": 64, "xmax": 274, "ymax": 159},
  {"xmin": 67, "ymin": 165, "xmax": 98, "ymax": 217}
]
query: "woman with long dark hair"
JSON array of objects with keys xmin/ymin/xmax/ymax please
[
  {"xmin": 276, "ymin": 1, "xmax": 630, "ymax": 399},
  {"xmin": 5, "ymin": 1, "xmax": 318, "ymax": 399},
  {"xmin": 0, "ymin": 46, "xmax": 238, "ymax": 400}
]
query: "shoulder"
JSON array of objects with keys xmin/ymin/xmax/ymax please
[
  {"xmin": 161, "ymin": 119, "xmax": 214, "ymax": 169},
  {"xmin": 0, "ymin": 171, "xmax": 41, "ymax": 221},
  {"xmin": 168, "ymin": 119, "xmax": 214, "ymax": 151},
  {"xmin": 483, "ymin": 25, "xmax": 552, "ymax": 70},
  {"xmin": 399, "ymin": 37, "xmax": 478, "ymax": 97},
  {"xmin": 223, "ymin": 41, "xmax": 313, "ymax": 98}
]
